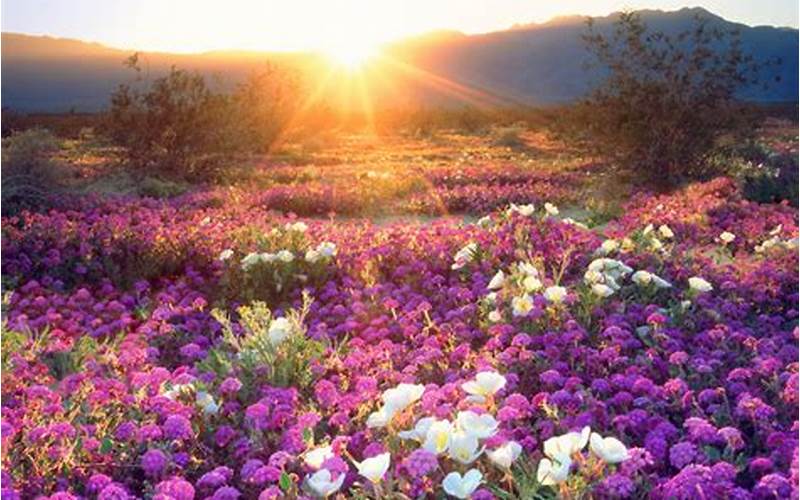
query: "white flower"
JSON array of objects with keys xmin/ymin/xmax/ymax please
[
  {"xmin": 316, "ymin": 242, "xmax": 337, "ymax": 258},
  {"xmin": 598, "ymin": 239, "xmax": 619, "ymax": 255},
  {"xmin": 442, "ymin": 469, "xmax": 483, "ymax": 499},
  {"xmin": 592, "ymin": 283, "xmax": 615, "ymax": 298},
  {"xmin": 448, "ymin": 431, "xmax": 483, "ymax": 464},
  {"xmin": 631, "ymin": 270, "xmax": 653, "ymax": 286},
  {"xmin": 381, "ymin": 383, "xmax": 425, "ymax": 414},
  {"xmin": 643, "ymin": 223, "xmax": 654, "ymax": 235},
  {"xmin": 756, "ymin": 236, "xmax": 780, "ymax": 253},
  {"xmin": 652, "ymin": 275, "xmax": 672, "ymax": 288},
  {"xmin": 218, "ymin": 249, "xmax": 234, "ymax": 261},
  {"xmin": 508, "ymin": 203, "xmax": 535, "ymax": 217},
  {"xmin": 584, "ymin": 269, "xmax": 604, "ymax": 285},
  {"xmin": 305, "ymin": 469, "xmax": 345, "ymax": 498},
  {"xmin": 268, "ymin": 317, "xmax": 293, "ymax": 346},
  {"xmin": 304, "ymin": 445, "xmax": 334, "ymax": 469},
  {"xmin": 770, "ymin": 224, "xmax": 783, "ymax": 236},
  {"xmin": 456, "ymin": 411, "xmax": 498, "ymax": 439},
  {"xmin": 517, "ymin": 262, "xmax": 539, "ymax": 277},
  {"xmin": 196, "ymin": 390, "xmax": 219, "ymax": 415},
  {"xmin": 277, "ymin": 250, "xmax": 294, "ymax": 263},
  {"xmin": 260, "ymin": 252, "xmax": 278, "ymax": 263},
  {"xmin": 543, "ymin": 286, "xmax": 567, "ymax": 304},
  {"xmin": 366, "ymin": 406, "xmax": 394, "ymax": 428},
  {"xmin": 658, "ymin": 224, "xmax": 674, "ymax": 239},
  {"xmin": 462, "ymin": 371, "xmax": 507, "ymax": 401},
  {"xmin": 485, "ymin": 292, "xmax": 497, "ymax": 304},
  {"xmin": 488, "ymin": 310, "xmax": 502, "ymax": 323},
  {"xmin": 511, "ymin": 294, "xmax": 534, "ymax": 317},
  {"xmin": 544, "ymin": 203, "xmax": 559, "ymax": 216},
  {"xmin": 286, "ymin": 221, "xmax": 308, "ymax": 233},
  {"xmin": 719, "ymin": 231, "xmax": 736, "ymax": 244},
  {"xmin": 422, "ymin": 419, "xmax": 454, "ymax": 455},
  {"xmin": 305, "ymin": 249, "xmax": 322, "ymax": 263},
  {"xmin": 476, "ymin": 215, "xmax": 492, "ymax": 228},
  {"xmin": 241, "ymin": 252, "xmax": 262, "ymax": 271},
  {"xmin": 589, "ymin": 432, "xmax": 629, "ymax": 464},
  {"xmin": 522, "ymin": 275, "xmax": 543, "ymax": 292},
  {"xmin": 650, "ymin": 237, "xmax": 663, "ymax": 250},
  {"xmin": 487, "ymin": 441, "xmax": 522, "ymax": 469},
  {"xmin": 536, "ymin": 457, "xmax": 571, "ymax": 486},
  {"xmin": 588, "ymin": 258, "xmax": 634, "ymax": 278},
  {"xmin": 162, "ymin": 383, "xmax": 192, "ymax": 400},
  {"xmin": 452, "ymin": 243, "xmax": 478, "ymax": 270},
  {"xmin": 562, "ymin": 218, "xmax": 588, "ymax": 229},
  {"xmin": 487, "ymin": 270, "xmax": 505, "ymax": 290},
  {"xmin": 688, "ymin": 276, "xmax": 713, "ymax": 293},
  {"xmin": 543, "ymin": 427, "xmax": 590, "ymax": 460},
  {"xmin": 399, "ymin": 417, "xmax": 436, "ymax": 442},
  {"xmin": 355, "ymin": 452, "xmax": 390, "ymax": 483}
]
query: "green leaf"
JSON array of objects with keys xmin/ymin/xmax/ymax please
[
  {"xmin": 279, "ymin": 472, "xmax": 292, "ymax": 492},
  {"xmin": 302, "ymin": 427, "xmax": 314, "ymax": 446},
  {"xmin": 100, "ymin": 437, "xmax": 114, "ymax": 454}
]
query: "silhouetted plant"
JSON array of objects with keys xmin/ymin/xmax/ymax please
[
  {"xmin": 108, "ymin": 63, "xmax": 243, "ymax": 180},
  {"xmin": 573, "ymin": 11, "xmax": 773, "ymax": 187},
  {"xmin": 234, "ymin": 64, "xmax": 301, "ymax": 152}
]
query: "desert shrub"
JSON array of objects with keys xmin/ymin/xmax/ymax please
[
  {"xmin": 107, "ymin": 62, "xmax": 243, "ymax": 181},
  {"xmin": 572, "ymin": 11, "xmax": 770, "ymax": 187},
  {"xmin": 137, "ymin": 176, "xmax": 190, "ymax": 199},
  {"xmin": 1, "ymin": 128, "xmax": 63, "ymax": 214},
  {"xmin": 704, "ymin": 139, "xmax": 799, "ymax": 205},
  {"xmin": 490, "ymin": 124, "xmax": 527, "ymax": 148},
  {"xmin": 234, "ymin": 65, "xmax": 301, "ymax": 153}
]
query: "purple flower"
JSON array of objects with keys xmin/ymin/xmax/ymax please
[
  {"xmin": 403, "ymin": 449, "xmax": 439, "ymax": 478},
  {"xmin": 211, "ymin": 486, "xmax": 241, "ymax": 500},
  {"xmin": 669, "ymin": 442, "xmax": 698, "ymax": 469},
  {"xmin": 162, "ymin": 415, "xmax": 193, "ymax": 441},
  {"xmin": 596, "ymin": 473, "xmax": 635, "ymax": 498},
  {"xmin": 155, "ymin": 477, "xmax": 195, "ymax": 500},
  {"xmin": 141, "ymin": 448, "xmax": 169, "ymax": 477}
]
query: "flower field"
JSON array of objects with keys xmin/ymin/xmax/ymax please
[{"xmin": 1, "ymin": 133, "xmax": 799, "ymax": 499}]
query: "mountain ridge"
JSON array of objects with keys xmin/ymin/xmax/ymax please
[{"xmin": 2, "ymin": 7, "xmax": 797, "ymax": 112}]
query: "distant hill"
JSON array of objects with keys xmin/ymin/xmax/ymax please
[{"xmin": 2, "ymin": 7, "xmax": 797, "ymax": 112}]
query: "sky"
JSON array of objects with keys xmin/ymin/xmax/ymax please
[{"xmin": 1, "ymin": 0, "xmax": 798, "ymax": 54}]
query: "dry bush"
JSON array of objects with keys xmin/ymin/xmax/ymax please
[{"xmin": 1, "ymin": 128, "xmax": 63, "ymax": 214}]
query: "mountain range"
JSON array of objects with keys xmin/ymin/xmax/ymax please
[{"xmin": 2, "ymin": 7, "xmax": 797, "ymax": 112}]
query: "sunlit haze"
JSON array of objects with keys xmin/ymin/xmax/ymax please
[{"xmin": 2, "ymin": 0, "xmax": 798, "ymax": 55}]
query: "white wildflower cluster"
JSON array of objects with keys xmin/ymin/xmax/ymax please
[
  {"xmin": 536, "ymin": 427, "xmax": 629, "ymax": 486},
  {"xmin": 584, "ymin": 257, "xmax": 671, "ymax": 298},
  {"xmin": 484, "ymin": 261, "xmax": 568, "ymax": 321},
  {"xmin": 507, "ymin": 203, "xmax": 536, "ymax": 217},
  {"xmin": 305, "ymin": 241, "xmax": 338, "ymax": 263},
  {"xmin": 755, "ymin": 225, "xmax": 798, "ymax": 253},
  {"xmin": 240, "ymin": 250, "xmax": 295, "ymax": 271},
  {"xmin": 162, "ymin": 383, "xmax": 219, "ymax": 416},
  {"xmin": 584, "ymin": 258, "xmax": 633, "ymax": 297},
  {"xmin": 308, "ymin": 372, "xmax": 520, "ymax": 498}
]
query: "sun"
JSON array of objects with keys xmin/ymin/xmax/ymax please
[{"xmin": 323, "ymin": 41, "xmax": 378, "ymax": 69}]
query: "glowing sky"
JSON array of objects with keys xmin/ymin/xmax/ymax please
[{"xmin": 1, "ymin": 0, "xmax": 797, "ymax": 53}]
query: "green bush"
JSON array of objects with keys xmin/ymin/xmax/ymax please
[
  {"xmin": 571, "ymin": 11, "xmax": 769, "ymax": 188},
  {"xmin": 490, "ymin": 124, "xmax": 527, "ymax": 148},
  {"xmin": 137, "ymin": 176, "xmax": 190, "ymax": 198},
  {"xmin": 107, "ymin": 61, "xmax": 244, "ymax": 181},
  {"xmin": 1, "ymin": 128, "xmax": 63, "ymax": 214},
  {"xmin": 202, "ymin": 293, "xmax": 327, "ymax": 393}
]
